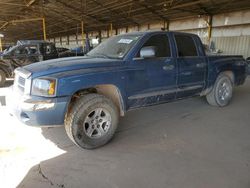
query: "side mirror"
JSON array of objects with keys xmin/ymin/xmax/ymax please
[
  {"xmin": 140, "ymin": 46, "xmax": 156, "ymax": 58},
  {"xmin": 246, "ymin": 57, "xmax": 250, "ymax": 62}
]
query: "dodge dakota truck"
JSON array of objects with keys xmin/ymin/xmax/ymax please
[{"xmin": 8, "ymin": 31, "xmax": 247, "ymax": 149}]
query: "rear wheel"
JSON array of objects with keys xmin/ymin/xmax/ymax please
[
  {"xmin": 0, "ymin": 70, "xmax": 6, "ymax": 87},
  {"xmin": 65, "ymin": 94, "xmax": 119, "ymax": 149},
  {"xmin": 206, "ymin": 73, "xmax": 233, "ymax": 107}
]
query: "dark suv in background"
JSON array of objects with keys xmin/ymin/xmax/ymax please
[{"xmin": 0, "ymin": 40, "xmax": 58, "ymax": 86}]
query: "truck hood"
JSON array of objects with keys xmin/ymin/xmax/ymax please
[{"xmin": 23, "ymin": 56, "xmax": 124, "ymax": 77}]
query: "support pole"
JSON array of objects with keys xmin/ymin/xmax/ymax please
[
  {"xmin": 163, "ymin": 20, "xmax": 169, "ymax": 31},
  {"xmin": 208, "ymin": 15, "xmax": 213, "ymax": 42},
  {"xmin": 167, "ymin": 20, "xmax": 169, "ymax": 31},
  {"xmin": 81, "ymin": 20, "xmax": 84, "ymax": 50},
  {"xmin": 42, "ymin": 17, "xmax": 47, "ymax": 41},
  {"xmin": 0, "ymin": 38, "xmax": 2, "ymax": 52},
  {"xmin": 98, "ymin": 30, "xmax": 102, "ymax": 43},
  {"xmin": 110, "ymin": 23, "xmax": 113, "ymax": 36}
]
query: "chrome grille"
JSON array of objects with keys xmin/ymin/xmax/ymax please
[
  {"xmin": 18, "ymin": 76, "xmax": 26, "ymax": 86},
  {"xmin": 14, "ymin": 68, "xmax": 32, "ymax": 95},
  {"xmin": 14, "ymin": 74, "xmax": 25, "ymax": 93}
]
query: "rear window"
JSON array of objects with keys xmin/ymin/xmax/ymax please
[{"xmin": 175, "ymin": 35, "xmax": 198, "ymax": 57}]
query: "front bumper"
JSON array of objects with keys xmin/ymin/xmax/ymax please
[{"xmin": 7, "ymin": 87, "xmax": 70, "ymax": 127}]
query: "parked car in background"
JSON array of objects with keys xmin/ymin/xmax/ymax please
[
  {"xmin": 58, "ymin": 46, "xmax": 85, "ymax": 58},
  {"xmin": 56, "ymin": 47, "xmax": 69, "ymax": 53},
  {"xmin": 246, "ymin": 57, "xmax": 250, "ymax": 74},
  {"xmin": 58, "ymin": 38, "xmax": 95, "ymax": 58},
  {"xmin": 0, "ymin": 40, "xmax": 58, "ymax": 86},
  {"xmin": 8, "ymin": 31, "xmax": 248, "ymax": 149}
]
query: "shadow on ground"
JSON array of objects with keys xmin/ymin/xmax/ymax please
[{"xmin": 17, "ymin": 79, "xmax": 250, "ymax": 188}]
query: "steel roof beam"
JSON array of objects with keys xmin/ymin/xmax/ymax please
[
  {"xmin": 24, "ymin": 0, "xmax": 37, "ymax": 7},
  {"xmin": 56, "ymin": 0, "xmax": 106, "ymax": 24},
  {"xmin": 90, "ymin": 0, "xmax": 139, "ymax": 25},
  {"xmin": 136, "ymin": 0, "xmax": 167, "ymax": 20}
]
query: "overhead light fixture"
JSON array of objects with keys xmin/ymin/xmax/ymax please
[{"xmin": 0, "ymin": 34, "xmax": 4, "ymax": 38}]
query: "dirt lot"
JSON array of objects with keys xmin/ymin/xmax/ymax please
[{"xmin": 0, "ymin": 78, "xmax": 250, "ymax": 188}]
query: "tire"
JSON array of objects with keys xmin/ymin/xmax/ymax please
[
  {"xmin": 0, "ymin": 70, "xmax": 6, "ymax": 87},
  {"xmin": 65, "ymin": 94, "xmax": 119, "ymax": 149},
  {"xmin": 206, "ymin": 72, "xmax": 233, "ymax": 107}
]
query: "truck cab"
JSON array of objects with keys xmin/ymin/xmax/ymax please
[
  {"xmin": 8, "ymin": 31, "xmax": 247, "ymax": 149},
  {"xmin": 126, "ymin": 32, "xmax": 208, "ymax": 107}
]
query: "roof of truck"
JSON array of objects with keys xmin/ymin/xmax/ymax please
[
  {"xmin": 17, "ymin": 40, "xmax": 53, "ymax": 45},
  {"xmin": 118, "ymin": 30, "xmax": 198, "ymax": 37}
]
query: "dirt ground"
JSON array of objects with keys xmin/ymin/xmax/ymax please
[{"xmin": 0, "ymin": 78, "xmax": 250, "ymax": 188}]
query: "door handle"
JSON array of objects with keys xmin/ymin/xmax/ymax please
[
  {"xmin": 196, "ymin": 63, "xmax": 206, "ymax": 68},
  {"xmin": 163, "ymin": 65, "xmax": 175, "ymax": 71}
]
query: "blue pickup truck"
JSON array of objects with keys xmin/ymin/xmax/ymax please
[{"xmin": 8, "ymin": 31, "xmax": 247, "ymax": 149}]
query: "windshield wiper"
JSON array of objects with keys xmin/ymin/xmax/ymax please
[
  {"xmin": 87, "ymin": 53, "xmax": 110, "ymax": 59},
  {"xmin": 86, "ymin": 53, "xmax": 122, "ymax": 59}
]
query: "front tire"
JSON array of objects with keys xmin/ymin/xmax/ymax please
[
  {"xmin": 0, "ymin": 70, "xmax": 6, "ymax": 87},
  {"xmin": 65, "ymin": 94, "xmax": 119, "ymax": 149},
  {"xmin": 206, "ymin": 73, "xmax": 233, "ymax": 107}
]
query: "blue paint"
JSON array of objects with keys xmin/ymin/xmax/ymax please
[{"xmin": 9, "ymin": 31, "xmax": 248, "ymax": 126}]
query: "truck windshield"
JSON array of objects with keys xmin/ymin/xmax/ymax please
[{"xmin": 87, "ymin": 34, "xmax": 142, "ymax": 59}]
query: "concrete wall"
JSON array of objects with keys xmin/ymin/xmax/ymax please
[
  {"xmin": 210, "ymin": 10, "xmax": 250, "ymax": 58},
  {"xmin": 49, "ymin": 9, "xmax": 250, "ymax": 58}
]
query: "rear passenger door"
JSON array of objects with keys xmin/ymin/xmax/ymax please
[{"xmin": 174, "ymin": 34, "xmax": 206, "ymax": 98}]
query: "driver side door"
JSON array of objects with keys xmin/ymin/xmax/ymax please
[{"xmin": 127, "ymin": 34, "xmax": 177, "ymax": 109}]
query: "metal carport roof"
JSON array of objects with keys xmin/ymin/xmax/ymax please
[{"xmin": 0, "ymin": 0, "xmax": 250, "ymax": 42}]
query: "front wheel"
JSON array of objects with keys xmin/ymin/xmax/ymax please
[
  {"xmin": 65, "ymin": 94, "xmax": 119, "ymax": 149},
  {"xmin": 206, "ymin": 73, "xmax": 233, "ymax": 107}
]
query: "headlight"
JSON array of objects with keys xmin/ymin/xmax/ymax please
[{"xmin": 31, "ymin": 78, "xmax": 57, "ymax": 97}]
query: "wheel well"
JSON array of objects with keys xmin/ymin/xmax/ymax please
[
  {"xmin": 67, "ymin": 85, "xmax": 124, "ymax": 117},
  {"xmin": 221, "ymin": 70, "xmax": 235, "ymax": 85},
  {"xmin": 200, "ymin": 70, "xmax": 235, "ymax": 97}
]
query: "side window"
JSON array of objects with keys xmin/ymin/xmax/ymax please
[
  {"xmin": 137, "ymin": 34, "xmax": 171, "ymax": 58},
  {"xmin": 14, "ymin": 47, "xmax": 27, "ymax": 55},
  {"xmin": 23, "ymin": 46, "xmax": 38, "ymax": 55},
  {"xmin": 175, "ymin": 35, "xmax": 198, "ymax": 57},
  {"xmin": 45, "ymin": 45, "xmax": 52, "ymax": 54},
  {"xmin": 28, "ymin": 46, "xmax": 38, "ymax": 54}
]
